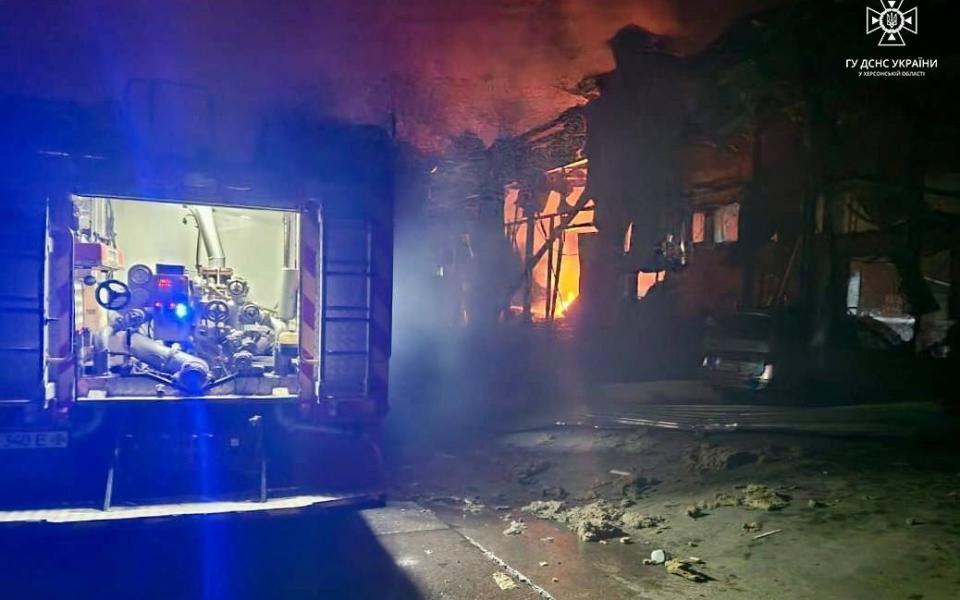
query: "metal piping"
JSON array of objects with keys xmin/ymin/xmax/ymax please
[
  {"xmin": 281, "ymin": 212, "xmax": 298, "ymax": 269},
  {"xmin": 188, "ymin": 205, "xmax": 227, "ymax": 268},
  {"xmin": 278, "ymin": 213, "xmax": 299, "ymax": 320},
  {"xmin": 128, "ymin": 332, "xmax": 211, "ymax": 392}
]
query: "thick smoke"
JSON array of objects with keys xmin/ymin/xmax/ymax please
[{"xmin": 0, "ymin": 0, "xmax": 771, "ymax": 153}]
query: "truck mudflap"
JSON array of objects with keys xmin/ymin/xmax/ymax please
[{"xmin": 0, "ymin": 492, "xmax": 385, "ymax": 524}]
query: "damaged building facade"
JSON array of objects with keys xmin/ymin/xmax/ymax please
[{"xmin": 419, "ymin": 3, "xmax": 958, "ymax": 379}]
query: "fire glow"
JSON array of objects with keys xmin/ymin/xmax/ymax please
[{"xmin": 504, "ymin": 163, "xmax": 594, "ymax": 320}]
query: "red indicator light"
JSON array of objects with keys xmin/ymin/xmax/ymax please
[
  {"xmin": 168, "ymin": 302, "xmax": 176, "ymax": 310},
  {"xmin": 157, "ymin": 278, "xmax": 172, "ymax": 290}
]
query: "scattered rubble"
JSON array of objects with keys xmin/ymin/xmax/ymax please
[
  {"xmin": 620, "ymin": 510, "xmax": 665, "ymax": 529},
  {"xmin": 538, "ymin": 561, "xmax": 549, "ymax": 567},
  {"xmin": 807, "ymin": 499, "xmax": 826, "ymax": 509},
  {"xmin": 522, "ymin": 499, "xmax": 666, "ymax": 542},
  {"xmin": 685, "ymin": 444, "xmax": 759, "ymax": 472},
  {"xmin": 707, "ymin": 492, "xmax": 740, "ymax": 509},
  {"xmin": 665, "ymin": 558, "xmax": 711, "ymax": 583},
  {"xmin": 566, "ymin": 501, "xmax": 625, "ymax": 542},
  {"xmin": 522, "ymin": 500, "xmax": 567, "ymax": 520},
  {"xmin": 689, "ymin": 485, "xmax": 790, "ymax": 517},
  {"xmin": 741, "ymin": 484, "xmax": 791, "ymax": 511},
  {"xmin": 493, "ymin": 572, "xmax": 518, "ymax": 590},
  {"xmin": 742, "ymin": 521, "xmax": 762, "ymax": 532},
  {"xmin": 503, "ymin": 520, "xmax": 526, "ymax": 536}
]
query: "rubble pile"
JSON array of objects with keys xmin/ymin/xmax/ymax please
[
  {"xmin": 692, "ymin": 485, "xmax": 792, "ymax": 514},
  {"xmin": 665, "ymin": 558, "xmax": 711, "ymax": 582},
  {"xmin": 521, "ymin": 499, "xmax": 666, "ymax": 542},
  {"xmin": 740, "ymin": 484, "xmax": 791, "ymax": 511}
]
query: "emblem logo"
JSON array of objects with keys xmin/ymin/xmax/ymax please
[{"xmin": 866, "ymin": 1, "xmax": 918, "ymax": 47}]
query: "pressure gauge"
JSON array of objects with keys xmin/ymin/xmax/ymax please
[
  {"xmin": 127, "ymin": 264, "xmax": 153, "ymax": 287},
  {"xmin": 227, "ymin": 279, "xmax": 249, "ymax": 297}
]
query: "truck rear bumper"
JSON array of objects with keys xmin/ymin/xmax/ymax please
[
  {"xmin": 0, "ymin": 403, "xmax": 386, "ymax": 513},
  {"xmin": 0, "ymin": 491, "xmax": 385, "ymax": 524}
]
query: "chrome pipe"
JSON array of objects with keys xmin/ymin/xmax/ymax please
[{"xmin": 188, "ymin": 205, "xmax": 227, "ymax": 268}]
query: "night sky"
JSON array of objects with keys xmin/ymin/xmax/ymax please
[{"xmin": 0, "ymin": 0, "xmax": 771, "ymax": 153}]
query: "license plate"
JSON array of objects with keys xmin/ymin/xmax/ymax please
[
  {"xmin": 716, "ymin": 360, "xmax": 759, "ymax": 375},
  {"xmin": 0, "ymin": 431, "xmax": 69, "ymax": 450}
]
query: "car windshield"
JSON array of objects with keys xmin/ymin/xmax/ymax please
[{"xmin": 714, "ymin": 314, "xmax": 773, "ymax": 341}]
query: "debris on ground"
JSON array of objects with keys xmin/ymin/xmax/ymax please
[
  {"xmin": 610, "ymin": 469, "xmax": 632, "ymax": 477},
  {"xmin": 567, "ymin": 501, "xmax": 625, "ymax": 541},
  {"xmin": 621, "ymin": 510, "xmax": 665, "ymax": 529},
  {"xmin": 513, "ymin": 460, "xmax": 551, "ymax": 484},
  {"xmin": 685, "ymin": 444, "xmax": 759, "ymax": 472},
  {"xmin": 538, "ymin": 561, "xmax": 549, "ymax": 567},
  {"xmin": 463, "ymin": 498, "xmax": 485, "ymax": 514},
  {"xmin": 742, "ymin": 521, "xmax": 762, "ymax": 532},
  {"xmin": 539, "ymin": 536, "xmax": 554, "ymax": 543},
  {"xmin": 521, "ymin": 500, "xmax": 567, "ymax": 520},
  {"xmin": 906, "ymin": 517, "xmax": 925, "ymax": 526},
  {"xmin": 689, "ymin": 491, "xmax": 740, "ymax": 515},
  {"xmin": 665, "ymin": 558, "xmax": 711, "ymax": 582},
  {"xmin": 644, "ymin": 549, "xmax": 668, "ymax": 565},
  {"xmin": 753, "ymin": 528, "xmax": 783, "ymax": 540},
  {"xmin": 707, "ymin": 492, "xmax": 740, "ymax": 509},
  {"xmin": 522, "ymin": 499, "xmax": 665, "ymax": 541},
  {"xmin": 503, "ymin": 520, "xmax": 526, "ymax": 536},
  {"xmin": 493, "ymin": 572, "xmax": 518, "ymax": 590},
  {"xmin": 807, "ymin": 499, "xmax": 826, "ymax": 509},
  {"xmin": 619, "ymin": 536, "xmax": 633, "ymax": 544},
  {"xmin": 740, "ymin": 484, "xmax": 791, "ymax": 511},
  {"xmin": 688, "ymin": 484, "xmax": 789, "ymax": 513}
]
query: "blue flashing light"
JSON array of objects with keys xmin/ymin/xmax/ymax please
[{"xmin": 174, "ymin": 303, "xmax": 190, "ymax": 319}]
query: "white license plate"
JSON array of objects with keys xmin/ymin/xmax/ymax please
[{"xmin": 0, "ymin": 431, "xmax": 69, "ymax": 449}]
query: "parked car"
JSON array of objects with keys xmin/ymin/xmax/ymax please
[{"xmin": 701, "ymin": 310, "xmax": 915, "ymax": 403}]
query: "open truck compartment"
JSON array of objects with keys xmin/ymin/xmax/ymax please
[
  {"xmin": 0, "ymin": 97, "xmax": 394, "ymax": 515},
  {"xmin": 73, "ymin": 196, "xmax": 303, "ymax": 401}
]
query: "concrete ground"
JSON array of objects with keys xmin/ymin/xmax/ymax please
[
  {"xmin": 0, "ymin": 501, "xmax": 546, "ymax": 599},
  {"xmin": 385, "ymin": 380, "xmax": 960, "ymax": 600}
]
